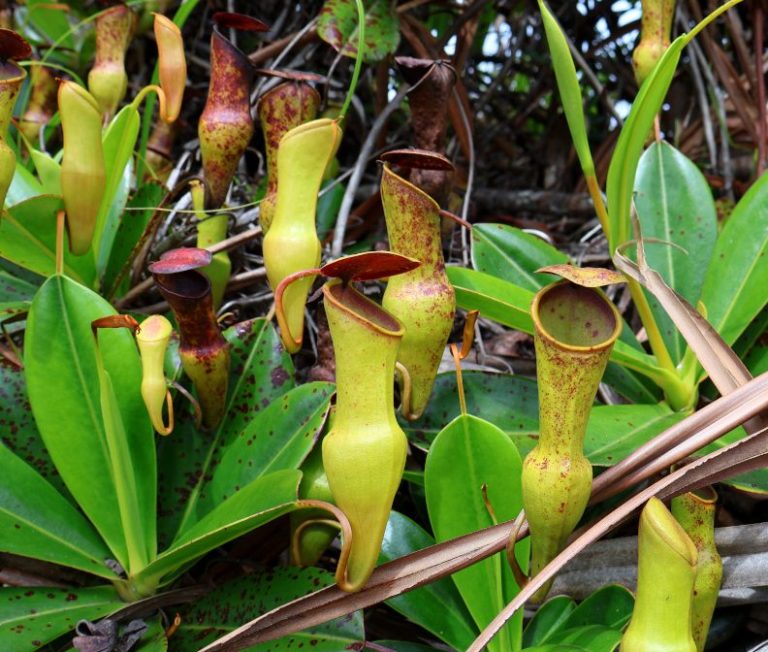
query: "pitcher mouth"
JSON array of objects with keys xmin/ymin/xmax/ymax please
[
  {"xmin": 323, "ymin": 280, "xmax": 404, "ymax": 338},
  {"xmin": 532, "ymin": 280, "xmax": 622, "ymax": 351}
]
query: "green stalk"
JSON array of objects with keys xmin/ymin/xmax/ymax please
[{"xmin": 339, "ymin": 0, "xmax": 366, "ymax": 120}]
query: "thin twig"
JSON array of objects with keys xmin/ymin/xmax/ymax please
[{"xmin": 754, "ymin": 0, "xmax": 766, "ymax": 176}]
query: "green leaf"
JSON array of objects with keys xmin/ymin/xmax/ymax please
[
  {"xmin": 6, "ymin": 159, "xmax": 44, "ymax": 206},
  {"xmin": 402, "ymin": 371, "xmax": 539, "ymax": 453},
  {"xmin": 523, "ymin": 595, "xmax": 576, "ymax": 647},
  {"xmin": 553, "ymin": 626, "xmax": 622, "ymax": 651},
  {"xmin": 425, "ymin": 414, "xmax": 527, "ymax": 652},
  {"xmin": 584, "ymin": 404, "xmax": 685, "ymax": 466},
  {"xmin": 698, "ymin": 426, "xmax": 768, "ymax": 494},
  {"xmin": 558, "ymin": 585, "xmax": 633, "ymax": 631},
  {"xmin": 24, "ymin": 275, "xmax": 155, "ymax": 571},
  {"xmin": 28, "ymin": 148, "xmax": 62, "ymax": 196},
  {"xmin": 0, "ymin": 443, "xmax": 117, "ymax": 578},
  {"xmin": 26, "ymin": 0, "xmax": 75, "ymax": 47},
  {"xmin": 0, "ymin": 195, "xmax": 97, "ymax": 286},
  {"xmin": 0, "ymin": 299, "xmax": 29, "ymax": 319},
  {"xmin": 380, "ymin": 511, "xmax": 478, "ymax": 651},
  {"xmin": 317, "ymin": 178, "xmax": 345, "ymax": 241},
  {"xmin": 0, "ymin": 357, "xmax": 68, "ymax": 497},
  {"xmin": 606, "ymin": 36, "xmax": 686, "ymax": 252},
  {"xmin": 0, "ymin": 269, "xmax": 37, "ymax": 302},
  {"xmin": 471, "ymin": 223, "xmax": 569, "ymax": 291},
  {"xmin": 447, "ymin": 266, "xmax": 534, "ymax": 333},
  {"xmin": 136, "ymin": 470, "xmax": 299, "ymax": 587},
  {"xmin": 174, "ymin": 567, "xmax": 364, "ymax": 650},
  {"xmin": 317, "ymin": 0, "xmax": 400, "ymax": 62},
  {"xmin": 635, "ymin": 142, "xmax": 718, "ymax": 363},
  {"xmin": 700, "ymin": 170, "xmax": 768, "ymax": 348},
  {"xmin": 746, "ymin": 342, "xmax": 768, "ymax": 376},
  {"xmin": 95, "ymin": 105, "xmax": 141, "ymax": 275},
  {"xmin": 0, "ymin": 585, "xmax": 122, "ymax": 651},
  {"xmin": 537, "ymin": 0, "xmax": 595, "ymax": 177},
  {"xmin": 157, "ymin": 318, "xmax": 295, "ymax": 546},
  {"xmin": 102, "ymin": 182, "xmax": 166, "ymax": 298},
  {"xmin": 200, "ymin": 382, "xmax": 334, "ymax": 511}
]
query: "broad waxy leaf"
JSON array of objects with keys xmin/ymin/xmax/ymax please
[
  {"xmin": 0, "ymin": 195, "xmax": 97, "ymax": 287},
  {"xmin": 25, "ymin": 0, "xmax": 75, "ymax": 48},
  {"xmin": 0, "ymin": 357, "xmax": 67, "ymax": 496},
  {"xmin": 523, "ymin": 595, "xmax": 576, "ymax": 647},
  {"xmin": 447, "ymin": 266, "xmax": 534, "ymax": 333},
  {"xmin": 585, "ymin": 404, "xmax": 685, "ymax": 466},
  {"xmin": 635, "ymin": 142, "xmax": 718, "ymax": 363},
  {"xmin": 380, "ymin": 511, "xmax": 478, "ymax": 651},
  {"xmin": 6, "ymin": 160, "xmax": 44, "ymax": 206},
  {"xmin": 403, "ymin": 371, "xmax": 539, "ymax": 453},
  {"xmin": 317, "ymin": 0, "xmax": 400, "ymax": 62},
  {"xmin": 0, "ymin": 269, "xmax": 36, "ymax": 302},
  {"xmin": 200, "ymin": 382, "xmax": 333, "ymax": 512},
  {"xmin": 557, "ymin": 585, "xmax": 633, "ymax": 632},
  {"xmin": 471, "ymin": 223, "xmax": 569, "ymax": 291},
  {"xmin": 606, "ymin": 36, "xmax": 686, "ymax": 252},
  {"xmin": 135, "ymin": 470, "xmax": 299, "ymax": 587},
  {"xmin": 425, "ymin": 414, "xmax": 527, "ymax": 652},
  {"xmin": 700, "ymin": 169, "xmax": 768, "ymax": 349},
  {"xmin": 157, "ymin": 319, "xmax": 295, "ymax": 547},
  {"xmin": 25, "ymin": 275, "xmax": 155, "ymax": 571},
  {"xmin": 0, "ymin": 443, "xmax": 117, "ymax": 578},
  {"xmin": 0, "ymin": 586, "xmax": 122, "ymax": 651},
  {"xmin": 174, "ymin": 567, "xmax": 365, "ymax": 650},
  {"xmin": 28, "ymin": 148, "xmax": 61, "ymax": 196}
]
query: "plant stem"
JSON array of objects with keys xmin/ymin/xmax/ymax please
[
  {"xmin": 627, "ymin": 279, "xmax": 675, "ymax": 372},
  {"xmin": 584, "ymin": 174, "xmax": 610, "ymax": 236},
  {"xmin": 339, "ymin": 0, "xmax": 366, "ymax": 120}
]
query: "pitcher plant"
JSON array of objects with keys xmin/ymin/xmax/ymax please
[
  {"xmin": 136, "ymin": 314, "xmax": 174, "ymax": 436},
  {"xmin": 621, "ymin": 497, "xmax": 698, "ymax": 652},
  {"xmin": 522, "ymin": 279, "xmax": 621, "ymax": 601},
  {"xmin": 263, "ymin": 118, "xmax": 342, "ymax": 353},
  {"xmin": 380, "ymin": 152, "xmax": 456, "ymax": 419},
  {"xmin": 191, "ymin": 179, "xmax": 231, "ymax": 309},
  {"xmin": 671, "ymin": 487, "xmax": 722, "ymax": 652},
  {"xmin": 59, "ymin": 81, "xmax": 106, "ymax": 255},
  {"xmin": 199, "ymin": 13, "xmax": 267, "ymax": 208},
  {"xmin": 88, "ymin": 4, "xmax": 137, "ymax": 121},
  {"xmin": 18, "ymin": 61, "xmax": 56, "ymax": 144},
  {"xmin": 322, "ymin": 278, "xmax": 407, "ymax": 591},
  {"xmin": 149, "ymin": 248, "xmax": 230, "ymax": 430},
  {"xmin": 395, "ymin": 57, "xmax": 456, "ymax": 203},
  {"xmin": 257, "ymin": 78, "xmax": 321, "ymax": 233},
  {"xmin": 633, "ymin": 0, "xmax": 676, "ymax": 86}
]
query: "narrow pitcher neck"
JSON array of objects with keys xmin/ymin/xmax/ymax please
[
  {"xmin": 381, "ymin": 164, "xmax": 443, "ymax": 269},
  {"xmin": 0, "ymin": 63, "xmax": 24, "ymax": 137},
  {"xmin": 324, "ymin": 282, "xmax": 403, "ymax": 426},
  {"xmin": 532, "ymin": 281, "xmax": 621, "ymax": 457}
]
